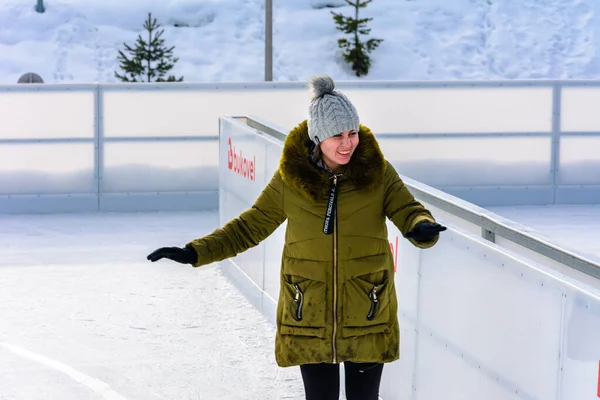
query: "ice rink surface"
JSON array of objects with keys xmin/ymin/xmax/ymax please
[
  {"xmin": 0, "ymin": 211, "xmax": 304, "ymax": 400},
  {"xmin": 1, "ymin": 205, "xmax": 599, "ymax": 400}
]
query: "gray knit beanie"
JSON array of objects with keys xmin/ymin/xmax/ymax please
[{"xmin": 307, "ymin": 75, "xmax": 360, "ymax": 145}]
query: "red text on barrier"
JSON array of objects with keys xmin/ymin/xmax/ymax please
[
  {"xmin": 227, "ymin": 138, "xmax": 256, "ymax": 181},
  {"xmin": 597, "ymin": 360, "xmax": 599, "ymax": 398},
  {"xmin": 390, "ymin": 236, "xmax": 399, "ymax": 272}
]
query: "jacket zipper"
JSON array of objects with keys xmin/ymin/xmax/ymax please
[
  {"xmin": 323, "ymin": 173, "xmax": 340, "ymax": 363},
  {"xmin": 332, "ymin": 174, "xmax": 338, "ymax": 363},
  {"xmin": 367, "ymin": 284, "xmax": 379, "ymax": 320},
  {"xmin": 290, "ymin": 284, "xmax": 304, "ymax": 321}
]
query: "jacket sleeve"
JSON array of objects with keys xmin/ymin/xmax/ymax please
[
  {"xmin": 186, "ymin": 170, "xmax": 286, "ymax": 267},
  {"xmin": 383, "ymin": 161, "xmax": 439, "ymax": 249}
]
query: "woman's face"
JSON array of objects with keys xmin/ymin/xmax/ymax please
[{"xmin": 319, "ymin": 129, "xmax": 359, "ymax": 171}]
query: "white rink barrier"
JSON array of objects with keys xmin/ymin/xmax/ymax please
[
  {"xmin": 218, "ymin": 116, "xmax": 600, "ymax": 400},
  {"xmin": 3, "ymin": 79, "xmax": 600, "ymax": 213}
]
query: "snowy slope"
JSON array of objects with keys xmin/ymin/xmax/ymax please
[{"xmin": 0, "ymin": 0, "xmax": 599, "ymax": 84}]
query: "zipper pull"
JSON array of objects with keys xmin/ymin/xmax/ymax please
[
  {"xmin": 291, "ymin": 284, "xmax": 304, "ymax": 321},
  {"xmin": 367, "ymin": 285, "xmax": 380, "ymax": 320},
  {"xmin": 372, "ymin": 285, "xmax": 379, "ymax": 303}
]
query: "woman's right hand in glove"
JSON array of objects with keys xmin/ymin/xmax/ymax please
[{"xmin": 147, "ymin": 246, "xmax": 198, "ymax": 265}]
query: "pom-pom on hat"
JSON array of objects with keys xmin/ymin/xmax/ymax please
[{"xmin": 307, "ymin": 75, "xmax": 360, "ymax": 145}]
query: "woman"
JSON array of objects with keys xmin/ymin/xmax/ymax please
[{"xmin": 147, "ymin": 75, "xmax": 446, "ymax": 400}]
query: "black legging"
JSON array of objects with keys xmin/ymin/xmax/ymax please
[{"xmin": 299, "ymin": 362, "xmax": 383, "ymax": 400}]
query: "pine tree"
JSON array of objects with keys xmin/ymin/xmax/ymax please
[
  {"xmin": 115, "ymin": 12, "xmax": 184, "ymax": 82},
  {"xmin": 331, "ymin": 0, "xmax": 383, "ymax": 77}
]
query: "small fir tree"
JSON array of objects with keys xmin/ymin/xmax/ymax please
[
  {"xmin": 115, "ymin": 12, "xmax": 184, "ymax": 82},
  {"xmin": 331, "ymin": 0, "xmax": 383, "ymax": 77}
]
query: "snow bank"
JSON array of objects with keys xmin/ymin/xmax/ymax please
[{"xmin": 0, "ymin": 0, "xmax": 598, "ymax": 84}]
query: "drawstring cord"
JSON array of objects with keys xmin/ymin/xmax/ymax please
[{"xmin": 358, "ymin": 363, "xmax": 381, "ymax": 373}]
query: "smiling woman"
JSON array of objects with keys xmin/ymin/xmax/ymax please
[
  {"xmin": 147, "ymin": 75, "xmax": 447, "ymax": 400},
  {"xmin": 306, "ymin": 75, "xmax": 362, "ymax": 174},
  {"xmin": 318, "ymin": 129, "xmax": 359, "ymax": 172}
]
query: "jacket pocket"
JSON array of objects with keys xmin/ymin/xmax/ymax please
[
  {"xmin": 279, "ymin": 325, "xmax": 325, "ymax": 338},
  {"xmin": 280, "ymin": 276, "xmax": 327, "ymax": 331},
  {"xmin": 342, "ymin": 275, "xmax": 391, "ymax": 338}
]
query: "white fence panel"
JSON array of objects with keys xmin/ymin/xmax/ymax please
[
  {"xmin": 2, "ymin": 80, "xmax": 600, "ymax": 214},
  {"xmin": 219, "ymin": 117, "xmax": 272, "ymax": 311},
  {"xmin": 0, "ymin": 86, "xmax": 97, "ymax": 213},
  {"xmin": 414, "ymin": 228, "xmax": 564, "ymax": 400},
  {"xmin": 561, "ymin": 289, "xmax": 600, "ymax": 399},
  {"xmin": 344, "ymin": 86, "xmax": 553, "ymax": 134},
  {"xmin": 0, "ymin": 89, "xmax": 94, "ymax": 139},
  {"xmin": 561, "ymin": 87, "xmax": 600, "ymax": 132}
]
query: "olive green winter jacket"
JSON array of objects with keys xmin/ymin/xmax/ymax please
[{"xmin": 187, "ymin": 120, "xmax": 439, "ymax": 367}]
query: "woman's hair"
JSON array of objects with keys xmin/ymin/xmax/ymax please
[{"xmin": 313, "ymin": 144, "xmax": 322, "ymax": 159}]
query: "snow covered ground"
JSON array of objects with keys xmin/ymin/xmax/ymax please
[
  {"xmin": 1, "ymin": 0, "xmax": 600, "ymax": 84},
  {"xmin": 0, "ymin": 211, "xmax": 305, "ymax": 400}
]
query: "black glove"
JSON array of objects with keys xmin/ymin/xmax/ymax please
[
  {"xmin": 405, "ymin": 221, "xmax": 447, "ymax": 242},
  {"xmin": 147, "ymin": 246, "xmax": 198, "ymax": 265}
]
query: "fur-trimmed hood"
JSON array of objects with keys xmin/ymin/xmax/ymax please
[{"xmin": 279, "ymin": 120, "xmax": 386, "ymax": 201}]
